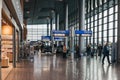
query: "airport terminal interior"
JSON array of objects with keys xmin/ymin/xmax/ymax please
[{"xmin": 1, "ymin": 0, "xmax": 120, "ymax": 80}]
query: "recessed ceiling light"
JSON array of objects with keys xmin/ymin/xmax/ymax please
[
  {"xmin": 26, "ymin": 11, "xmax": 30, "ymax": 14},
  {"xmin": 51, "ymin": 10, "xmax": 54, "ymax": 13},
  {"xmin": 57, "ymin": 0, "xmax": 63, "ymax": 1},
  {"xmin": 25, "ymin": 0, "xmax": 29, "ymax": 2}
]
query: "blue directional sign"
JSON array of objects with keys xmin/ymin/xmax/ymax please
[
  {"xmin": 52, "ymin": 30, "xmax": 69, "ymax": 37},
  {"xmin": 75, "ymin": 30, "xmax": 92, "ymax": 34},
  {"xmin": 41, "ymin": 36, "xmax": 51, "ymax": 41},
  {"xmin": 54, "ymin": 37, "xmax": 64, "ymax": 41},
  {"xmin": 52, "ymin": 30, "xmax": 69, "ymax": 34}
]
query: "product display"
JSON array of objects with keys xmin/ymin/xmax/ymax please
[{"xmin": 2, "ymin": 35, "xmax": 13, "ymax": 63}]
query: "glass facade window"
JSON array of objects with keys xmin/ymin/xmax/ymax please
[
  {"xmin": 104, "ymin": 10, "xmax": 107, "ymax": 17},
  {"xmin": 68, "ymin": 0, "xmax": 118, "ymax": 50},
  {"xmin": 99, "ymin": 19, "xmax": 102, "ymax": 25},
  {"xmin": 27, "ymin": 24, "xmax": 55, "ymax": 41},
  {"xmin": 109, "ymin": 7, "xmax": 114, "ymax": 14},
  {"xmin": 109, "ymin": 15, "xmax": 113, "ymax": 22},
  {"xmin": 104, "ymin": 17, "xmax": 107, "ymax": 23},
  {"xmin": 99, "ymin": 13, "xmax": 102, "ymax": 18}
]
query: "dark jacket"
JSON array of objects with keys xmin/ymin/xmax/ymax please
[
  {"xmin": 86, "ymin": 46, "xmax": 91, "ymax": 52},
  {"xmin": 103, "ymin": 45, "xmax": 109, "ymax": 56}
]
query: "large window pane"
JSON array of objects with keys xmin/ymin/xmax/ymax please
[
  {"xmin": 95, "ymin": 33, "xmax": 97, "ymax": 38},
  {"xmin": 95, "ymin": 27, "xmax": 97, "ymax": 32},
  {"xmin": 99, "ymin": 25, "xmax": 102, "ymax": 31},
  {"xmin": 98, "ymin": 38, "xmax": 102, "ymax": 44},
  {"xmin": 115, "ymin": 5, "xmax": 118, "ymax": 12},
  {"xmin": 27, "ymin": 24, "xmax": 49, "ymax": 41},
  {"xmin": 95, "ymin": 20, "xmax": 97, "ymax": 26},
  {"xmin": 115, "ymin": 29, "xmax": 117, "ymax": 36},
  {"xmin": 103, "ymin": 30, "xmax": 107, "ymax": 37},
  {"xmin": 95, "ymin": 15, "xmax": 97, "ymax": 20},
  {"xmin": 91, "ymin": 17, "xmax": 93, "ymax": 22},
  {"xmin": 109, "ymin": 29, "xmax": 113, "ymax": 37},
  {"xmin": 103, "ymin": 37, "xmax": 107, "ymax": 43},
  {"xmin": 99, "ymin": 19, "xmax": 102, "ymax": 25},
  {"xmin": 103, "ymin": 24, "xmax": 107, "ymax": 30},
  {"xmin": 109, "ymin": 22, "xmax": 113, "ymax": 29},
  {"xmin": 109, "ymin": 15, "xmax": 113, "ymax": 22},
  {"xmin": 115, "ymin": 13, "xmax": 118, "ymax": 20},
  {"xmin": 115, "ymin": 21, "xmax": 118, "ymax": 28},
  {"xmin": 99, "ymin": 31, "xmax": 102, "ymax": 38},
  {"xmin": 109, "ymin": 7, "xmax": 114, "ymax": 15},
  {"xmin": 99, "ymin": 13, "xmax": 102, "ymax": 18},
  {"xmin": 104, "ymin": 17, "xmax": 107, "ymax": 23},
  {"xmin": 104, "ymin": 10, "xmax": 107, "ymax": 17},
  {"xmin": 109, "ymin": 37, "xmax": 113, "ymax": 43}
]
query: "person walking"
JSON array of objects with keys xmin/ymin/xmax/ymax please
[
  {"xmin": 75, "ymin": 45, "xmax": 80, "ymax": 58},
  {"xmin": 97, "ymin": 44, "xmax": 103, "ymax": 59},
  {"xmin": 102, "ymin": 43, "xmax": 111, "ymax": 64},
  {"xmin": 63, "ymin": 44, "xmax": 67, "ymax": 58},
  {"xmin": 86, "ymin": 44, "xmax": 91, "ymax": 56}
]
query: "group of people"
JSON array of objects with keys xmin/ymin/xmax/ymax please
[
  {"xmin": 62, "ymin": 44, "xmax": 80, "ymax": 59},
  {"xmin": 86, "ymin": 43, "xmax": 111, "ymax": 64}
]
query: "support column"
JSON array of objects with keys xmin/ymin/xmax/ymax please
[
  {"xmin": 71, "ymin": 27, "xmax": 75, "ymax": 59},
  {"xmin": 47, "ymin": 19, "xmax": 49, "ymax": 36},
  {"xmin": 18, "ymin": 31, "xmax": 20, "ymax": 62},
  {"xmin": 117, "ymin": 0, "xmax": 120, "ymax": 62},
  {"xmin": 13, "ymin": 27, "xmax": 16, "ymax": 68},
  {"xmin": 65, "ymin": 4, "xmax": 68, "ymax": 49},
  {"xmin": 56, "ymin": 13, "xmax": 59, "ymax": 46},
  {"xmin": 21, "ymin": 30, "xmax": 24, "ymax": 58},
  {"xmin": 57, "ymin": 14, "xmax": 59, "ymax": 31},
  {"xmin": 78, "ymin": 0, "xmax": 85, "ymax": 54},
  {"xmin": 50, "ymin": 18, "xmax": 54, "ymax": 53},
  {"xmin": 0, "ymin": 0, "xmax": 2, "ymax": 80}
]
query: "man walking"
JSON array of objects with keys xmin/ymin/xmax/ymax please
[{"xmin": 102, "ymin": 43, "xmax": 111, "ymax": 64}]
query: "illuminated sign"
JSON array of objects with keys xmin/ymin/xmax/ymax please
[
  {"xmin": 75, "ymin": 30, "xmax": 92, "ymax": 34},
  {"xmin": 41, "ymin": 36, "xmax": 51, "ymax": 41},
  {"xmin": 54, "ymin": 37, "xmax": 64, "ymax": 41},
  {"xmin": 52, "ymin": 30, "xmax": 69, "ymax": 37}
]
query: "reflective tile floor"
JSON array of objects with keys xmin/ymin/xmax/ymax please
[{"xmin": 5, "ymin": 55, "xmax": 120, "ymax": 80}]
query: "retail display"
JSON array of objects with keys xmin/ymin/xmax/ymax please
[{"xmin": 2, "ymin": 35, "xmax": 13, "ymax": 64}]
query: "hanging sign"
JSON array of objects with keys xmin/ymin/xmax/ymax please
[
  {"xmin": 75, "ymin": 30, "xmax": 92, "ymax": 36},
  {"xmin": 41, "ymin": 36, "xmax": 51, "ymax": 41},
  {"xmin": 52, "ymin": 30, "xmax": 69, "ymax": 37}
]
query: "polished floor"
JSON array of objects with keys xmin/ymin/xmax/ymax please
[
  {"xmin": 2, "ymin": 63, "xmax": 13, "ymax": 80},
  {"xmin": 5, "ymin": 54, "xmax": 120, "ymax": 80}
]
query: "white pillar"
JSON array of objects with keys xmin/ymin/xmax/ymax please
[
  {"xmin": 78, "ymin": 0, "xmax": 85, "ymax": 54},
  {"xmin": 57, "ymin": 14, "xmax": 59, "ymax": 46},
  {"xmin": 65, "ymin": 4, "xmax": 68, "ymax": 49}
]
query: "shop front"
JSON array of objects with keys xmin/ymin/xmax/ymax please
[{"xmin": 0, "ymin": 0, "xmax": 22, "ymax": 79}]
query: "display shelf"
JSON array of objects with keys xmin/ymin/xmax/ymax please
[
  {"xmin": 1, "ymin": 58, "xmax": 9, "ymax": 67},
  {"xmin": 1, "ymin": 35, "xmax": 13, "ymax": 62}
]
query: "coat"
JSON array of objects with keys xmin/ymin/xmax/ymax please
[{"xmin": 103, "ymin": 45, "xmax": 109, "ymax": 56}]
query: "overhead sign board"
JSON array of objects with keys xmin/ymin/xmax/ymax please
[
  {"xmin": 54, "ymin": 37, "xmax": 64, "ymax": 41},
  {"xmin": 52, "ymin": 30, "xmax": 69, "ymax": 37},
  {"xmin": 41, "ymin": 36, "xmax": 51, "ymax": 41},
  {"xmin": 52, "ymin": 30, "xmax": 69, "ymax": 34},
  {"xmin": 75, "ymin": 30, "xmax": 92, "ymax": 34},
  {"xmin": 75, "ymin": 30, "xmax": 92, "ymax": 36}
]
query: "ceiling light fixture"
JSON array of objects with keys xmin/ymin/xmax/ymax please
[
  {"xmin": 51, "ymin": 10, "xmax": 54, "ymax": 13},
  {"xmin": 26, "ymin": 11, "xmax": 30, "ymax": 14},
  {"xmin": 25, "ymin": 0, "xmax": 29, "ymax": 2},
  {"xmin": 57, "ymin": 0, "xmax": 63, "ymax": 2}
]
